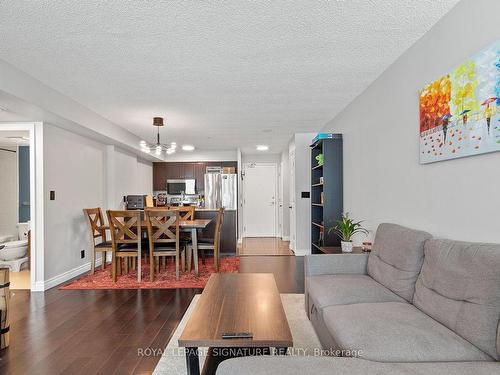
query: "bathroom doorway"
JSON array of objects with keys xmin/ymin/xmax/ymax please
[
  {"xmin": 0, "ymin": 130, "xmax": 30, "ymax": 289},
  {"xmin": 0, "ymin": 122, "xmax": 44, "ymax": 291}
]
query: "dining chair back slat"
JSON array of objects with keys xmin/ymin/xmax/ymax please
[
  {"xmin": 107, "ymin": 211, "xmax": 141, "ymax": 244},
  {"xmin": 84, "ymin": 207, "xmax": 107, "ymax": 240},
  {"xmin": 145, "ymin": 209, "xmax": 182, "ymax": 281},
  {"xmin": 168, "ymin": 206, "xmax": 195, "ymax": 220},
  {"xmin": 107, "ymin": 210, "xmax": 142, "ymax": 282},
  {"xmin": 83, "ymin": 207, "xmax": 111, "ymax": 274}
]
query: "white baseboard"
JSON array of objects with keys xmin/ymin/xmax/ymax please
[
  {"xmin": 281, "ymin": 236, "xmax": 290, "ymax": 241},
  {"xmin": 31, "ymin": 280, "xmax": 45, "ymax": 292},
  {"xmin": 293, "ymin": 248, "xmax": 311, "ymax": 256},
  {"xmin": 43, "ymin": 257, "xmax": 103, "ymax": 290}
]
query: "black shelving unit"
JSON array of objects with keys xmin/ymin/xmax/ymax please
[{"xmin": 310, "ymin": 134, "xmax": 343, "ymax": 254}]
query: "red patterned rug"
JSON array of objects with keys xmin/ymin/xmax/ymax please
[{"xmin": 60, "ymin": 257, "xmax": 239, "ymax": 290}]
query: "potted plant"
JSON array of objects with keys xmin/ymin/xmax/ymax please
[{"xmin": 329, "ymin": 213, "xmax": 369, "ymax": 253}]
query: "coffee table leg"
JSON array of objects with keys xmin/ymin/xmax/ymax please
[
  {"xmin": 276, "ymin": 347, "xmax": 288, "ymax": 355},
  {"xmin": 185, "ymin": 347, "xmax": 200, "ymax": 375}
]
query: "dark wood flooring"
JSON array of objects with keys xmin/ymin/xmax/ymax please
[{"xmin": 0, "ymin": 256, "xmax": 304, "ymax": 375}]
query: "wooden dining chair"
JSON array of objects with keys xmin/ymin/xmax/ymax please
[
  {"xmin": 107, "ymin": 210, "xmax": 142, "ymax": 282},
  {"xmin": 83, "ymin": 208, "xmax": 112, "ymax": 274},
  {"xmin": 187, "ymin": 208, "xmax": 224, "ymax": 272},
  {"xmin": 144, "ymin": 208, "xmax": 184, "ymax": 281},
  {"xmin": 168, "ymin": 206, "xmax": 195, "ymax": 264},
  {"xmin": 168, "ymin": 206, "xmax": 195, "ymax": 220}
]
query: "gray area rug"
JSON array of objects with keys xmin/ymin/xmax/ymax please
[{"xmin": 153, "ymin": 294, "xmax": 321, "ymax": 374}]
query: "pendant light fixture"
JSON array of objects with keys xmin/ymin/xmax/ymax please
[{"xmin": 140, "ymin": 117, "xmax": 177, "ymax": 155}]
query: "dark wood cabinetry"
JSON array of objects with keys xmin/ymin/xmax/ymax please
[
  {"xmin": 194, "ymin": 163, "xmax": 205, "ymax": 188},
  {"xmin": 153, "ymin": 161, "xmax": 238, "ymax": 192},
  {"xmin": 153, "ymin": 163, "xmax": 167, "ymax": 191}
]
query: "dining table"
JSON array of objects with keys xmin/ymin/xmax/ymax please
[{"xmin": 101, "ymin": 215, "xmax": 213, "ymax": 282}]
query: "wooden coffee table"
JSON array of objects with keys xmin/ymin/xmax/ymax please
[{"xmin": 178, "ymin": 273, "xmax": 293, "ymax": 375}]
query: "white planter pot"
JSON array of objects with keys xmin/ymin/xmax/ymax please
[{"xmin": 341, "ymin": 241, "xmax": 353, "ymax": 253}]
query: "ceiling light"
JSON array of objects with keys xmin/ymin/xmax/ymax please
[
  {"xmin": 256, "ymin": 145, "xmax": 269, "ymax": 151},
  {"xmin": 182, "ymin": 145, "xmax": 195, "ymax": 151},
  {"xmin": 140, "ymin": 117, "xmax": 176, "ymax": 156}
]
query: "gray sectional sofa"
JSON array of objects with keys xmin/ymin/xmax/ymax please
[{"xmin": 217, "ymin": 223, "xmax": 500, "ymax": 374}]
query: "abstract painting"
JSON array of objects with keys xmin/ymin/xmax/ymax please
[{"xmin": 419, "ymin": 40, "xmax": 500, "ymax": 164}]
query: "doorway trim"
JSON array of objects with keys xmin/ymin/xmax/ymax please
[
  {"xmin": 242, "ymin": 162, "xmax": 278, "ymax": 238},
  {"xmin": 0, "ymin": 122, "xmax": 44, "ymax": 291}
]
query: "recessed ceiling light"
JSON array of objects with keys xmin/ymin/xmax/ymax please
[
  {"xmin": 182, "ymin": 145, "xmax": 195, "ymax": 151},
  {"xmin": 256, "ymin": 145, "xmax": 269, "ymax": 151}
]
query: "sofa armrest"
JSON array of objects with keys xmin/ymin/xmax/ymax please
[{"xmin": 304, "ymin": 254, "xmax": 369, "ymax": 277}]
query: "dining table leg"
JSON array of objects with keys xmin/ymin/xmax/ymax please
[{"xmin": 191, "ymin": 228, "xmax": 199, "ymax": 276}]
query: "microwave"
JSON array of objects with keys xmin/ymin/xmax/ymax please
[{"xmin": 166, "ymin": 179, "xmax": 196, "ymax": 195}]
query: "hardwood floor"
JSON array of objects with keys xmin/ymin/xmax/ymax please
[
  {"xmin": 0, "ymin": 255, "xmax": 304, "ymax": 375},
  {"xmin": 238, "ymin": 237, "xmax": 293, "ymax": 256}
]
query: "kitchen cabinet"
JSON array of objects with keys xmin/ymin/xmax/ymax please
[
  {"xmin": 153, "ymin": 161, "xmax": 238, "ymax": 193},
  {"xmin": 165, "ymin": 162, "xmax": 182, "ymax": 179},
  {"xmin": 153, "ymin": 163, "xmax": 167, "ymax": 191},
  {"xmin": 195, "ymin": 163, "xmax": 206, "ymax": 192},
  {"xmin": 182, "ymin": 162, "xmax": 195, "ymax": 179}
]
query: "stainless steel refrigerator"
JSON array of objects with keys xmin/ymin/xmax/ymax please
[{"xmin": 204, "ymin": 173, "xmax": 237, "ymax": 209}]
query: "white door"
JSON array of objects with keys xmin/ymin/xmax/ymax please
[
  {"xmin": 289, "ymin": 148, "xmax": 296, "ymax": 250},
  {"xmin": 243, "ymin": 163, "xmax": 277, "ymax": 237}
]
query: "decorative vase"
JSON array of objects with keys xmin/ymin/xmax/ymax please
[{"xmin": 341, "ymin": 241, "xmax": 353, "ymax": 253}]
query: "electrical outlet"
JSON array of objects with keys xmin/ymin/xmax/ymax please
[{"xmin": 80, "ymin": 250, "xmax": 85, "ymax": 259}]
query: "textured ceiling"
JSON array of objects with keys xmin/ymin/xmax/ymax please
[{"xmin": 0, "ymin": 0, "xmax": 458, "ymax": 153}]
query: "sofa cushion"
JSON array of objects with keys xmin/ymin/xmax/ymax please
[
  {"xmin": 323, "ymin": 302, "xmax": 492, "ymax": 362},
  {"xmin": 367, "ymin": 223, "xmax": 432, "ymax": 302},
  {"xmin": 307, "ymin": 274, "xmax": 405, "ymax": 312},
  {"xmin": 216, "ymin": 356, "xmax": 500, "ymax": 375},
  {"xmin": 413, "ymin": 239, "xmax": 500, "ymax": 360}
]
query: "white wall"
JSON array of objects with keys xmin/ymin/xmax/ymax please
[
  {"xmin": 280, "ymin": 150, "xmax": 290, "ymax": 239},
  {"xmin": 291, "ymin": 133, "xmax": 315, "ymax": 254},
  {"xmin": 322, "ymin": 0, "xmax": 500, "ymax": 243},
  {"xmin": 0, "ymin": 147, "xmax": 17, "ymax": 238},
  {"xmin": 112, "ymin": 148, "xmax": 153, "ymax": 209},
  {"xmin": 43, "ymin": 124, "xmax": 106, "ymax": 281},
  {"xmin": 237, "ymin": 148, "xmax": 243, "ymax": 241},
  {"xmin": 43, "ymin": 124, "xmax": 152, "ymax": 285},
  {"xmin": 241, "ymin": 153, "xmax": 281, "ymax": 164}
]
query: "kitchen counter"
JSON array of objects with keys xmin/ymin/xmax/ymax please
[{"xmin": 195, "ymin": 207, "xmax": 237, "ymax": 212}]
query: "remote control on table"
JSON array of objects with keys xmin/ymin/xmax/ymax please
[{"xmin": 222, "ymin": 332, "xmax": 253, "ymax": 339}]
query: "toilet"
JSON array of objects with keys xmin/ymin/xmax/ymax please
[{"xmin": 0, "ymin": 222, "xmax": 30, "ymax": 272}]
